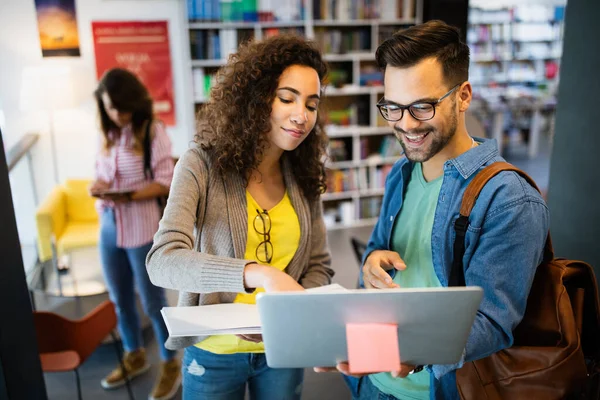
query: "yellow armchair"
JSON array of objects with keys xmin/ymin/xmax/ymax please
[{"xmin": 36, "ymin": 179, "xmax": 99, "ymax": 263}]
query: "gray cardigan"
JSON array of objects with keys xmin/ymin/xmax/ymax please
[{"xmin": 146, "ymin": 147, "xmax": 334, "ymax": 350}]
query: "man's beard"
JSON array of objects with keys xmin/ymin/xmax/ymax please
[{"xmin": 394, "ymin": 112, "xmax": 458, "ymax": 163}]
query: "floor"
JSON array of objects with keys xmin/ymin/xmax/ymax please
[
  {"xmin": 37, "ymin": 225, "xmax": 371, "ymax": 400},
  {"xmin": 35, "ymin": 131, "xmax": 553, "ymax": 400}
]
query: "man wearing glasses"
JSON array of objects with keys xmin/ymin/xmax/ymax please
[{"xmin": 321, "ymin": 20, "xmax": 549, "ymax": 400}]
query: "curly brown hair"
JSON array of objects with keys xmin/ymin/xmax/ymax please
[{"xmin": 195, "ymin": 35, "xmax": 329, "ymax": 202}]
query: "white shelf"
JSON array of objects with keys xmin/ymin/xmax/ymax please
[
  {"xmin": 322, "ymin": 188, "xmax": 385, "ymax": 201},
  {"xmin": 191, "ymin": 59, "xmax": 226, "ymax": 67},
  {"xmin": 472, "ymin": 55, "xmax": 511, "ymax": 62},
  {"xmin": 189, "ymin": 21, "xmax": 306, "ymax": 29},
  {"xmin": 323, "ymin": 52, "xmax": 375, "ymax": 62},
  {"xmin": 326, "ymin": 125, "xmax": 392, "ymax": 138},
  {"xmin": 325, "ymin": 85, "xmax": 383, "ymax": 96},
  {"xmin": 326, "ymin": 217, "xmax": 379, "ymax": 230},
  {"xmin": 313, "ymin": 18, "xmax": 415, "ymax": 27},
  {"xmin": 326, "ymin": 157, "xmax": 398, "ymax": 169}
]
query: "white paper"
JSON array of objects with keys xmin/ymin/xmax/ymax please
[
  {"xmin": 161, "ymin": 284, "xmax": 349, "ymax": 337},
  {"xmin": 305, "ymin": 283, "xmax": 349, "ymax": 293},
  {"xmin": 161, "ymin": 303, "xmax": 261, "ymax": 337}
]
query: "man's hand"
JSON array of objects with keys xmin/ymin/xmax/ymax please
[
  {"xmin": 362, "ymin": 250, "xmax": 406, "ymax": 289},
  {"xmin": 314, "ymin": 362, "xmax": 416, "ymax": 378}
]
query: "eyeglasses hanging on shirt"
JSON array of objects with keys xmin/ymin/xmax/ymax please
[{"xmin": 254, "ymin": 209, "xmax": 273, "ymax": 264}]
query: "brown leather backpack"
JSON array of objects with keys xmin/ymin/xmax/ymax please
[{"xmin": 450, "ymin": 162, "xmax": 600, "ymax": 399}]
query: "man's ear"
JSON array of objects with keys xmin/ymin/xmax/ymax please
[{"xmin": 458, "ymin": 82, "xmax": 472, "ymax": 112}]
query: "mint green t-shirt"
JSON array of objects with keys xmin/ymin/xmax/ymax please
[{"xmin": 370, "ymin": 163, "xmax": 443, "ymax": 400}]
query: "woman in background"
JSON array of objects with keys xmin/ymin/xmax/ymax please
[
  {"xmin": 91, "ymin": 68, "xmax": 180, "ymax": 400},
  {"xmin": 146, "ymin": 35, "xmax": 334, "ymax": 399}
]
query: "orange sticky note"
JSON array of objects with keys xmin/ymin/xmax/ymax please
[{"xmin": 346, "ymin": 323, "xmax": 400, "ymax": 374}]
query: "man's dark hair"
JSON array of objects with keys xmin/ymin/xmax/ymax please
[{"xmin": 376, "ymin": 20, "xmax": 470, "ymax": 85}]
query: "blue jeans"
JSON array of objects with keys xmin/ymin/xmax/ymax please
[
  {"xmin": 182, "ymin": 346, "xmax": 304, "ymax": 400},
  {"xmin": 351, "ymin": 376, "xmax": 400, "ymax": 400},
  {"xmin": 99, "ymin": 208, "xmax": 174, "ymax": 361}
]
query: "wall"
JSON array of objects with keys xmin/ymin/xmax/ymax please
[
  {"xmin": 547, "ymin": 0, "xmax": 600, "ymax": 290},
  {"xmin": 0, "ymin": 0, "xmax": 194, "ymax": 247}
]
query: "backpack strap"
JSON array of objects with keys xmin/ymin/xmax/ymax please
[{"xmin": 449, "ymin": 161, "xmax": 553, "ymax": 287}]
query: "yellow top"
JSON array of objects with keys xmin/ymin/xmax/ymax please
[{"xmin": 196, "ymin": 190, "xmax": 300, "ymax": 354}]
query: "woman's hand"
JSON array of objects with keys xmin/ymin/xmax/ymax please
[
  {"xmin": 235, "ymin": 334, "xmax": 263, "ymax": 343},
  {"xmin": 244, "ymin": 263, "xmax": 304, "ymax": 293},
  {"xmin": 89, "ymin": 179, "xmax": 110, "ymax": 195}
]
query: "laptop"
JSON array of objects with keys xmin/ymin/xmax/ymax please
[{"xmin": 256, "ymin": 287, "xmax": 483, "ymax": 368}]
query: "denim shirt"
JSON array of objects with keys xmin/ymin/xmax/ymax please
[{"xmin": 362, "ymin": 138, "xmax": 549, "ymax": 400}]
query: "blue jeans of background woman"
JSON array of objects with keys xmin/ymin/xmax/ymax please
[
  {"xmin": 181, "ymin": 346, "xmax": 304, "ymax": 399},
  {"xmin": 99, "ymin": 208, "xmax": 175, "ymax": 361}
]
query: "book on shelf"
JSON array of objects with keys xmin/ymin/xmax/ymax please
[
  {"xmin": 328, "ymin": 139, "xmax": 350, "ymax": 162},
  {"xmin": 359, "ymin": 65, "xmax": 383, "ymax": 86},
  {"xmin": 326, "ymin": 169, "xmax": 357, "ymax": 193},
  {"xmin": 193, "ymin": 68, "xmax": 217, "ymax": 101},
  {"xmin": 360, "ymin": 196, "xmax": 383, "ymax": 219},
  {"xmin": 314, "ymin": 28, "xmax": 371, "ymax": 54},
  {"xmin": 190, "ymin": 29, "xmax": 255, "ymax": 60},
  {"xmin": 188, "ymin": 0, "xmax": 304, "ymax": 22},
  {"xmin": 312, "ymin": 0, "xmax": 415, "ymax": 21}
]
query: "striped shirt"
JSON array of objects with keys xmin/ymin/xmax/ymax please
[{"xmin": 95, "ymin": 121, "xmax": 174, "ymax": 248}]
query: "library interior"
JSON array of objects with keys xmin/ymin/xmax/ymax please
[{"xmin": 1, "ymin": 0, "xmax": 599, "ymax": 399}]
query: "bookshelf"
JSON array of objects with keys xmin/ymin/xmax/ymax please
[
  {"xmin": 185, "ymin": 0, "xmax": 424, "ymax": 229},
  {"xmin": 466, "ymin": 3, "xmax": 565, "ymax": 159},
  {"xmin": 467, "ymin": 5, "xmax": 565, "ymax": 88}
]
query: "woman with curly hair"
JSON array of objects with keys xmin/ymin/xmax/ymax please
[{"xmin": 146, "ymin": 35, "xmax": 334, "ymax": 399}]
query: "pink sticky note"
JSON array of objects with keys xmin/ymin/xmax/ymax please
[{"xmin": 346, "ymin": 323, "xmax": 400, "ymax": 374}]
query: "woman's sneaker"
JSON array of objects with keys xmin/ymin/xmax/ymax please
[
  {"xmin": 101, "ymin": 348, "xmax": 151, "ymax": 389},
  {"xmin": 149, "ymin": 359, "xmax": 181, "ymax": 400}
]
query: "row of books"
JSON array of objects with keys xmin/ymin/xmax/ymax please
[
  {"xmin": 361, "ymin": 136, "xmax": 402, "ymax": 159},
  {"xmin": 470, "ymin": 61, "xmax": 559, "ymax": 86},
  {"xmin": 469, "ymin": 6, "xmax": 565, "ymax": 25},
  {"xmin": 327, "ymin": 65, "xmax": 382, "ymax": 88},
  {"xmin": 327, "ymin": 135, "xmax": 402, "ymax": 163},
  {"xmin": 467, "ymin": 24, "xmax": 511, "ymax": 43},
  {"xmin": 327, "ymin": 169, "xmax": 358, "ymax": 193},
  {"xmin": 192, "ymin": 68, "xmax": 216, "ymax": 101},
  {"xmin": 314, "ymin": 28, "xmax": 370, "ymax": 54},
  {"xmin": 323, "ymin": 201, "xmax": 355, "ymax": 225},
  {"xmin": 326, "ymin": 164, "xmax": 393, "ymax": 193},
  {"xmin": 312, "ymin": 0, "xmax": 414, "ymax": 21},
  {"xmin": 190, "ymin": 29, "xmax": 253, "ymax": 60},
  {"xmin": 360, "ymin": 196, "xmax": 383, "ymax": 219},
  {"xmin": 188, "ymin": 0, "xmax": 304, "ymax": 22},
  {"xmin": 328, "ymin": 139, "xmax": 350, "ymax": 162},
  {"xmin": 470, "ymin": 42, "xmax": 563, "ymax": 62},
  {"xmin": 467, "ymin": 23, "xmax": 561, "ymax": 44},
  {"xmin": 322, "ymin": 195, "xmax": 384, "ymax": 225}
]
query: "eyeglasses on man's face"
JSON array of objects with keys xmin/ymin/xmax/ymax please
[{"xmin": 376, "ymin": 83, "xmax": 462, "ymax": 122}]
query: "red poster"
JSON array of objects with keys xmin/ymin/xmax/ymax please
[{"xmin": 92, "ymin": 21, "xmax": 176, "ymax": 126}]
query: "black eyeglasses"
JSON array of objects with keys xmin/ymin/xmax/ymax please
[
  {"xmin": 376, "ymin": 83, "xmax": 462, "ymax": 122},
  {"xmin": 253, "ymin": 209, "xmax": 273, "ymax": 264}
]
